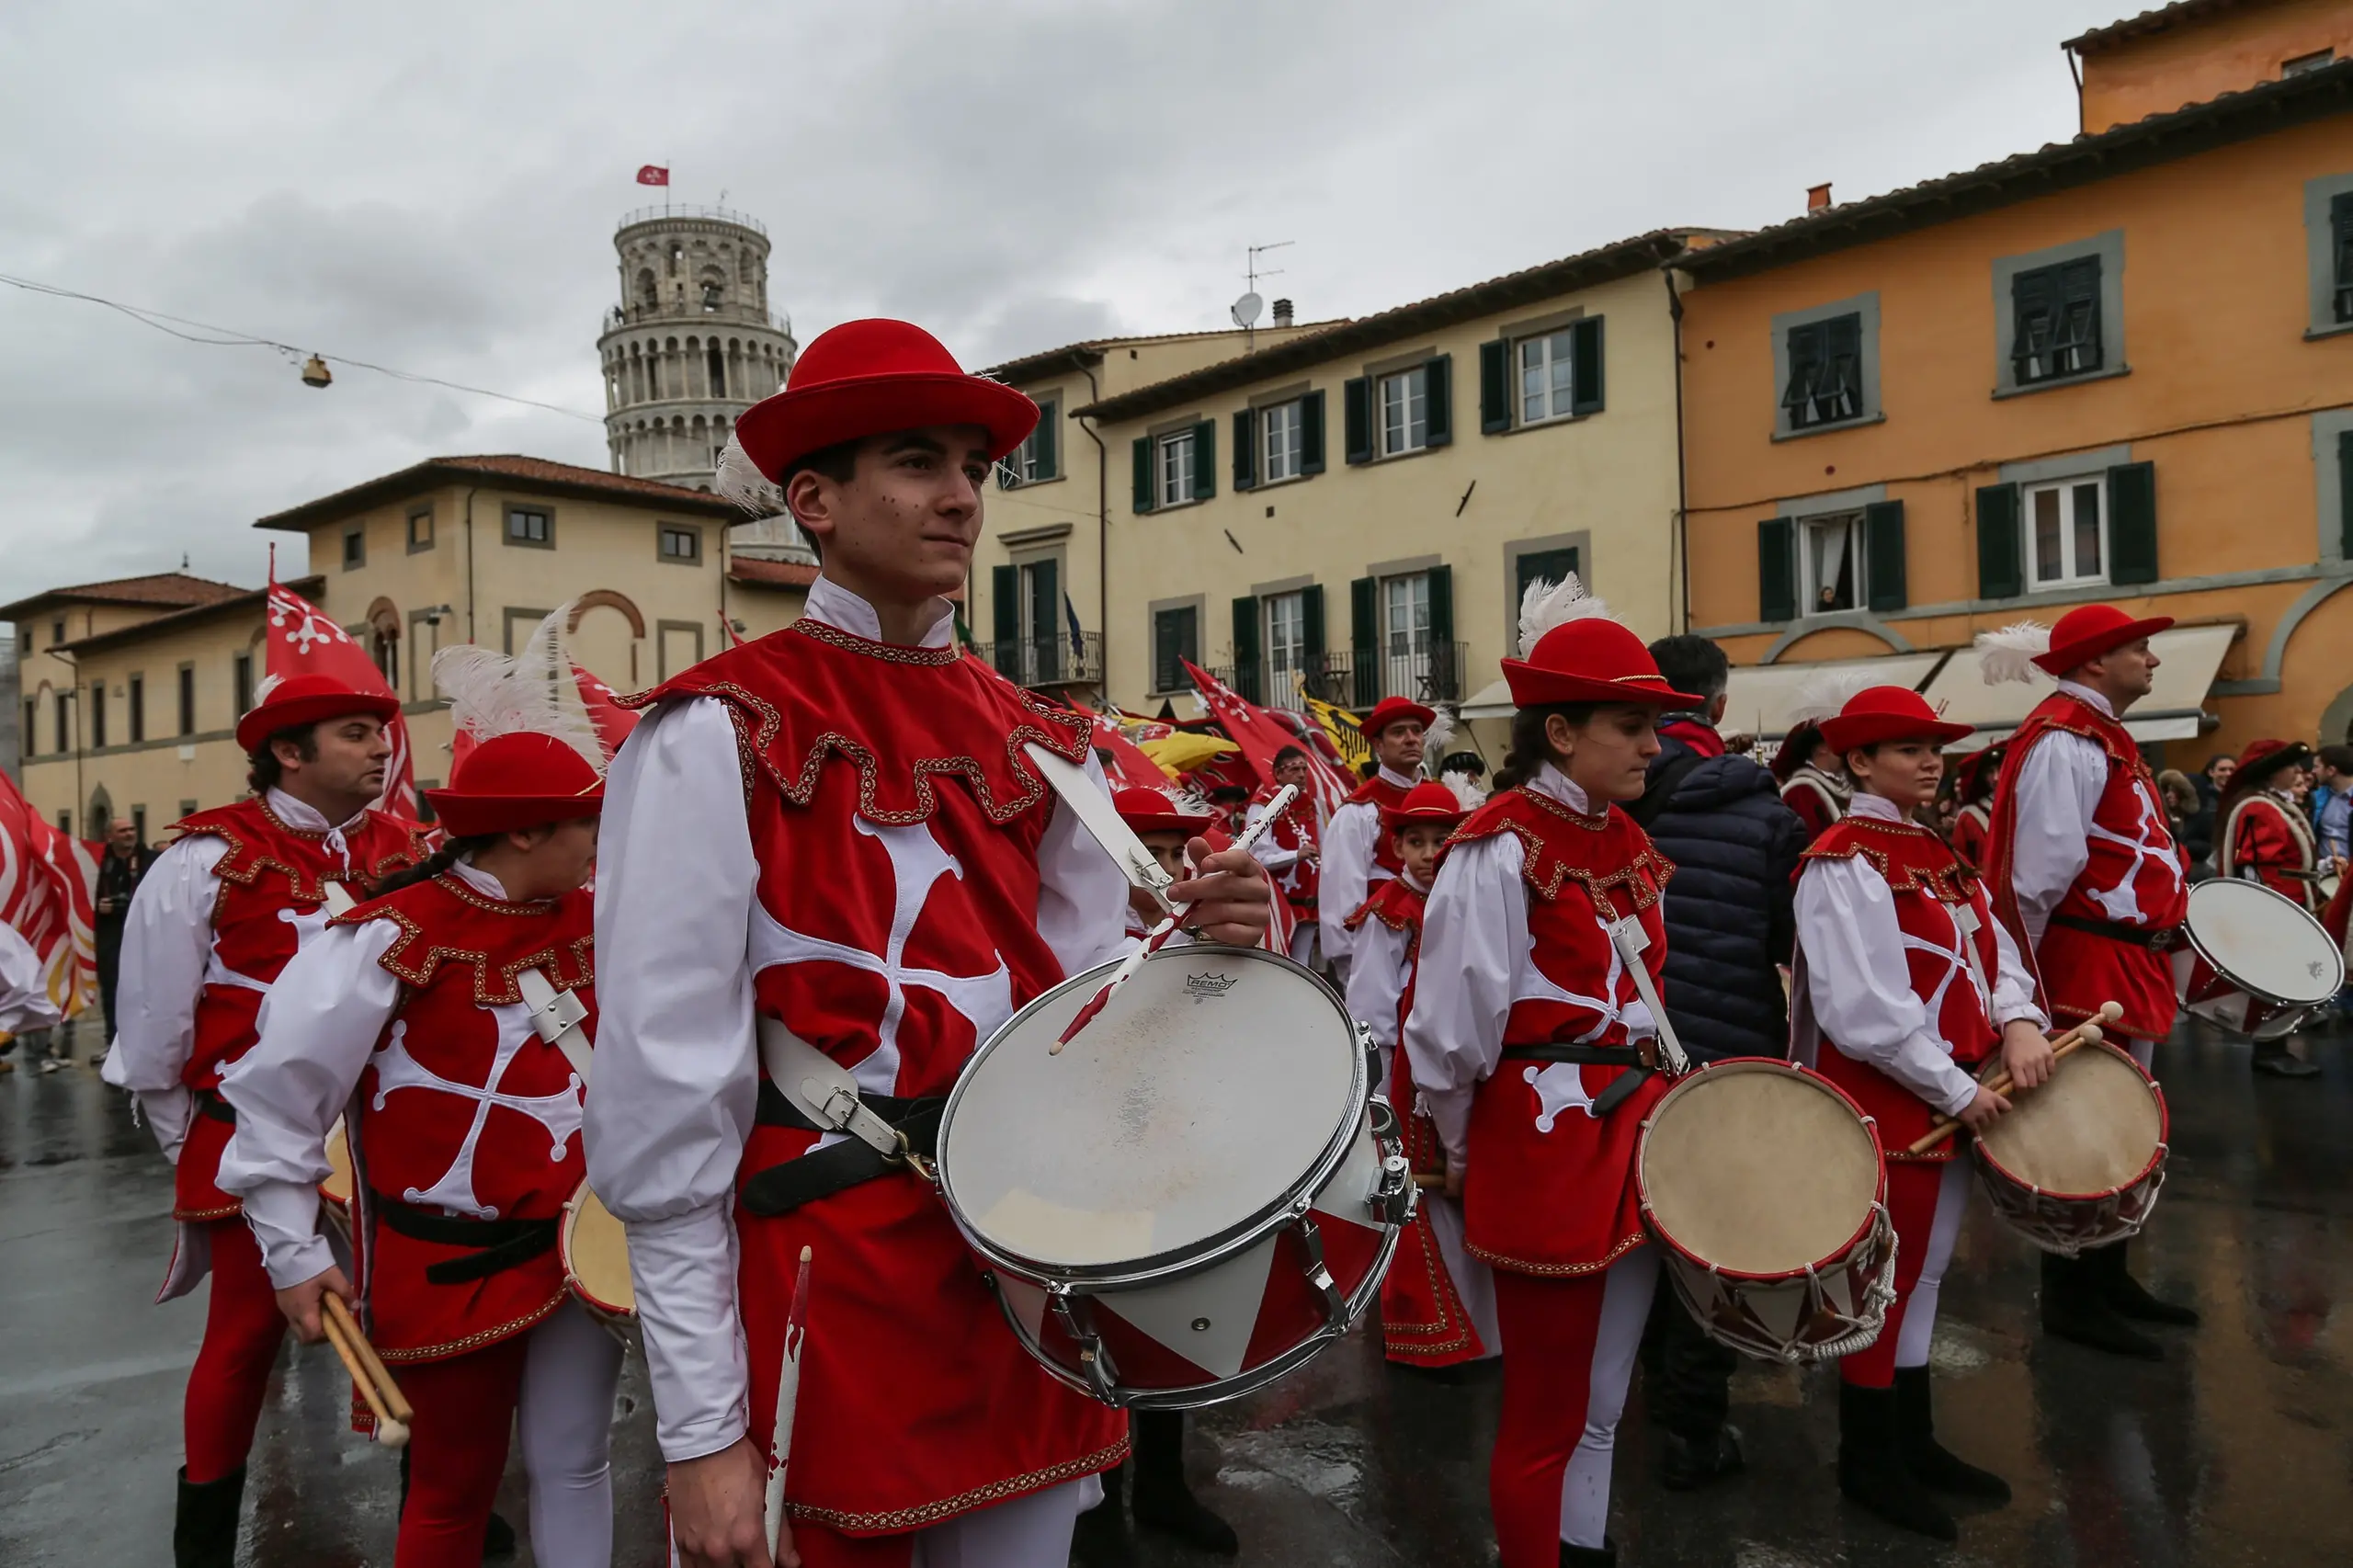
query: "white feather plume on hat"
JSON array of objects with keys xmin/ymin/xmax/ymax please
[
  {"xmin": 1976, "ymin": 620, "xmax": 2053, "ymax": 687},
  {"xmin": 1518, "ymin": 573, "xmax": 1609, "ymax": 659},
  {"xmin": 1419, "ymin": 706, "xmax": 1458, "ymax": 778},
  {"xmin": 432, "ymin": 602, "xmax": 605, "ymax": 767},
  {"xmin": 1439, "ymin": 768, "xmax": 1486, "ymax": 810},
  {"xmin": 713, "ymin": 435, "xmax": 785, "ymax": 517},
  {"xmin": 1785, "ymin": 665, "xmax": 1880, "ymax": 728}
]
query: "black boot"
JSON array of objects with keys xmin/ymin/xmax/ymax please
[
  {"xmin": 2098, "ymin": 1241, "xmax": 2200, "ymax": 1326},
  {"xmin": 174, "ymin": 1465, "xmax": 246, "ymax": 1568},
  {"xmin": 1129, "ymin": 1409, "xmax": 1238, "ymax": 1555},
  {"xmin": 2253, "ymin": 1042, "xmax": 2321, "ymax": 1077},
  {"xmin": 1892, "ymin": 1368, "xmax": 2009, "ymax": 1503},
  {"xmin": 1837, "ymin": 1382, "xmax": 1955, "ymax": 1540},
  {"xmin": 2040, "ymin": 1249, "xmax": 2161, "ymax": 1360},
  {"xmin": 1661, "ymin": 1425, "xmax": 1745, "ymax": 1491},
  {"xmin": 1069, "ymin": 1458, "xmax": 1132, "ymax": 1567},
  {"xmin": 1560, "ymin": 1540, "xmax": 1616, "ymax": 1566},
  {"xmin": 398, "ymin": 1448, "xmax": 521, "ymax": 1561}
]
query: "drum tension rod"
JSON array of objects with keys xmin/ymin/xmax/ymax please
[{"xmin": 1293, "ymin": 1216, "xmax": 1347, "ymax": 1328}]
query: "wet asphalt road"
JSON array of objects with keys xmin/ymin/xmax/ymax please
[{"xmin": 2, "ymin": 1016, "xmax": 2347, "ymax": 1567}]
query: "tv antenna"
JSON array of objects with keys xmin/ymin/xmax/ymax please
[{"xmin": 1232, "ymin": 241, "xmax": 1293, "ymax": 350}]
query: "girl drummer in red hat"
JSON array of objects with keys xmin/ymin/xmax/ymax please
[
  {"xmin": 1346, "ymin": 779, "xmax": 1498, "ymax": 1371},
  {"xmin": 1401, "ymin": 574, "xmax": 1700, "ymax": 1568},
  {"xmin": 1790, "ymin": 687, "xmax": 2051, "ymax": 1541},
  {"xmin": 217, "ymin": 654, "xmax": 616, "ymax": 1568},
  {"xmin": 2217, "ymin": 738, "xmax": 2320, "ymax": 912}
]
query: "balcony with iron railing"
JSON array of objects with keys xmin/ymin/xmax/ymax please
[
  {"xmin": 979, "ymin": 632, "xmax": 1106, "ymax": 690},
  {"xmin": 617, "ymin": 204, "xmax": 768, "ymax": 235},
  {"xmin": 1209, "ymin": 642, "xmax": 1469, "ymax": 713},
  {"xmin": 602, "ymin": 299, "xmax": 796, "ymax": 335}
]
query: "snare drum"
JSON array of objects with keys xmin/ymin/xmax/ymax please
[
  {"xmin": 2172, "ymin": 878, "xmax": 2344, "ymax": 1040},
  {"xmin": 937, "ymin": 944, "xmax": 1412, "ymax": 1410},
  {"xmin": 1638, "ymin": 1059, "xmax": 1897, "ymax": 1364},
  {"xmin": 560, "ymin": 1183, "xmax": 636, "ymax": 1329},
  {"xmin": 1970, "ymin": 1038, "xmax": 2167, "ymax": 1256},
  {"xmin": 319, "ymin": 1117, "xmax": 355, "ymax": 1244}
]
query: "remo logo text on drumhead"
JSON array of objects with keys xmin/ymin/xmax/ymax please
[
  {"xmin": 937, "ymin": 944, "xmax": 1412, "ymax": 1410},
  {"xmin": 1971, "ymin": 1038, "xmax": 2167, "ymax": 1256},
  {"xmin": 560, "ymin": 1183, "xmax": 637, "ymax": 1332},
  {"xmin": 2174, "ymin": 877, "xmax": 2344, "ymax": 1040},
  {"xmin": 1638, "ymin": 1059, "xmax": 1896, "ymax": 1363}
]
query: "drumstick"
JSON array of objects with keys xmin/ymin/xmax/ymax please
[
  {"xmin": 319, "ymin": 1301, "xmax": 410, "ymax": 1448},
  {"xmin": 764, "ymin": 1245, "xmax": 812, "ymax": 1560},
  {"xmin": 323, "ymin": 1294, "xmax": 415, "ymax": 1428},
  {"xmin": 1904, "ymin": 1001, "xmax": 2122, "ymax": 1156},
  {"xmin": 1055, "ymin": 786, "xmax": 1298, "ymax": 1052}
]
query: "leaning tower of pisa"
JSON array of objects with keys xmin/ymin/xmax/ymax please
[{"xmin": 597, "ymin": 205, "xmax": 802, "ymax": 552}]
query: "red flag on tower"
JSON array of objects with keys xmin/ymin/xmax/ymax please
[
  {"xmin": 636, "ymin": 165, "xmax": 670, "ymax": 187},
  {"xmin": 262, "ymin": 566, "xmax": 419, "ymax": 820}
]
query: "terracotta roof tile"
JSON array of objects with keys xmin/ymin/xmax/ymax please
[
  {"xmin": 255, "ymin": 454, "xmax": 745, "ymax": 532},
  {"xmin": 2064, "ymin": 0, "xmax": 2262, "ymax": 54},
  {"xmin": 0, "ymin": 572, "xmax": 248, "ymax": 620},
  {"xmin": 727, "ymin": 557, "xmax": 819, "ymax": 588}
]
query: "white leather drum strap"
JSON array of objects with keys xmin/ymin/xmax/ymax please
[
  {"xmin": 1022, "ymin": 742, "xmax": 1177, "ymax": 915},
  {"xmin": 1950, "ymin": 903, "xmax": 1995, "ymax": 1011},
  {"xmin": 756, "ymin": 1017, "xmax": 903, "ymax": 1160},
  {"xmin": 516, "ymin": 968, "xmax": 594, "ymax": 1085},
  {"xmin": 1606, "ymin": 917, "xmax": 1690, "ymax": 1074}
]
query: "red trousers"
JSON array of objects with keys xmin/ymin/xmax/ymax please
[
  {"xmin": 396, "ymin": 1335, "xmax": 531, "ymax": 1568},
  {"xmin": 184, "ymin": 1219, "xmax": 287, "ymax": 1483},
  {"xmin": 1840, "ymin": 1157, "xmax": 1968, "ymax": 1389},
  {"xmin": 1488, "ymin": 1248, "xmax": 1657, "ymax": 1567}
]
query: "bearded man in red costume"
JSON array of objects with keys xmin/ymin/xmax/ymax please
[
  {"xmin": 1318, "ymin": 696, "xmax": 1430, "ymax": 987},
  {"xmin": 1977, "ymin": 604, "xmax": 2200, "ymax": 1359},
  {"xmin": 103, "ymin": 673, "xmax": 428, "ymax": 1567},
  {"xmin": 583, "ymin": 319, "xmax": 1270, "ymax": 1568}
]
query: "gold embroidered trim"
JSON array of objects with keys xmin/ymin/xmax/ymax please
[
  {"xmin": 787, "ymin": 616, "xmax": 966, "ymax": 666},
  {"xmin": 1381, "ymin": 1212, "xmax": 1477, "ymax": 1352},
  {"xmin": 373, "ymin": 1289, "xmax": 567, "ymax": 1364},
  {"xmin": 1802, "ymin": 817, "xmax": 1981, "ymax": 901},
  {"xmin": 174, "ymin": 1200, "xmax": 244, "ymax": 1222},
  {"xmin": 354, "ymin": 893, "xmax": 595, "ymax": 1006},
  {"xmin": 786, "ymin": 1436, "xmax": 1133, "ymax": 1531},
  {"xmin": 1455, "ymin": 805, "xmax": 1673, "ymax": 916},
  {"xmin": 1469, "ymin": 1229, "xmax": 1646, "ymax": 1278},
  {"xmin": 178, "ymin": 802, "xmax": 427, "ymax": 903}
]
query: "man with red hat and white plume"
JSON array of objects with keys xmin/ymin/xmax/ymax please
[
  {"xmin": 1244, "ymin": 745, "xmax": 1322, "ymax": 964},
  {"xmin": 101, "ymin": 672, "xmax": 429, "ymax": 1567},
  {"xmin": 580, "ymin": 319, "xmax": 1271, "ymax": 1568},
  {"xmin": 1976, "ymin": 603, "xmax": 2203, "ymax": 1353},
  {"xmin": 1346, "ymin": 778, "xmax": 1497, "ymax": 1371},
  {"xmin": 1402, "ymin": 574, "xmax": 1695, "ymax": 1568},
  {"xmin": 217, "ymin": 642, "xmax": 616, "ymax": 1568},
  {"xmin": 1790, "ymin": 686, "xmax": 2049, "ymax": 1543},
  {"xmin": 1317, "ymin": 694, "xmax": 1432, "ymax": 988},
  {"xmin": 2216, "ymin": 739, "xmax": 2321, "ymax": 911}
]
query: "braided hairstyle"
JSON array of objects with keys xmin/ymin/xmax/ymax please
[
  {"xmin": 372, "ymin": 833, "xmax": 504, "ymax": 897},
  {"xmin": 1492, "ymin": 702, "xmax": 1598, "ymax": 793}
]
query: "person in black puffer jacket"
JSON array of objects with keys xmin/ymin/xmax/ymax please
[{"xmin": 1633, "ymin": 635, "xmax": 1808, "ymax": 1494}]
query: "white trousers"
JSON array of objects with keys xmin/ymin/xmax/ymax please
[
  {"xmin": 518, "ymin": 1299, "xmax": 626, "ymax": 1568},
  {"xmin": 1423, "ymin": 1193, "xmax": 1502, "ymax": 1359},
  {"xmin": 1560, "ymin": 1246, "xmax": 1659, "ymax": 1549},
  {"xmin": 912, "ymin": 1476, "xmax": 1092, "ymax": 1567},
  {"xmin": 1893, "ymin": 1158, "xmax": 1972, "ymax": 1370}
]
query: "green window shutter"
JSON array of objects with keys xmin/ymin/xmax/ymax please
[
  {"xmin": 1479, "ymin": 339, "xmax": 1511, "ymax": 435},
  {"xmin": 1349, "ymin": 575, "xmax": 1379, "ymax": 708},
  {"xmin": 1344, "ymin": 377, "xmax": 1372, "ymax": 465},
  {"xmin": 1863, "ymin": 500, "xmax": 1907, "ymax": 612},
  {"xmin": 1757, "ymin": 517, "xmax": 1796, "ymax": 622},
  {"xmin": 1031, "ymin": 557, "xmax": 1060, "ymax": 680},
  {"xmin": 1301, "ymin": 390, "xmax": 1327, "ymax": 474},
  {"xmin": 1426, "ymin": 564, "xmax": 1456, "ymax": 699},
  {"xmin": 1131, "ymin": 437, "xmax": 1154, "ymax": 513},
  {"xmin": 2339, "ymin": 431, "xmax": 2353, "ymax": 558},
  {"xmin": 1233, "ymin": 409, "xmax": 1256, "ymax": 491},
  {"xmin": 2107, "ymin": 461, "xmax": 2158, "ymax": 586},
  {"xmin": 990, "ymin": 564, "xmax": 1020, "ymax": 677},
  {"xmin": 1192, "ymin": 420, "xmax": 1216, "ymax": 502},
  {"xmin": 1232, "ymin": 596, "xmax": 1262, "ymax": 704},
  {"xmin": 1033, "ymin": 402, "xmax": 1057, "ymax": 481},
  {"xmin": 1302, "ymin": 583, "xmax": 1326, "ymax": 661},
  {"xmin": 1975, "ymin": 483, "xmax": 2023, "ymax": 599},
  {"xmin": 1425, "ymin": 355, "xmax": 1453, "ymax": 447},
  {"xmin": 1571, "ymin": 316, "xmax": 1606, "ymax": 415}
]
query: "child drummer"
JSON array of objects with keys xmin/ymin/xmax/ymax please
[{"xmin": 1790, "ymin": 687, "xmax": 2051, "ymax": 1542}]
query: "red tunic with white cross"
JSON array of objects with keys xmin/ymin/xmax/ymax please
[
  {"xmin": 1249, "ymin": 778, "xmax": 1320, "ymax": 912},
  {"xmin": 339, "ymin": 876, "xmax": 595, "ymax": 1361},
  {"xmin": 2220, "ymin": 791, "xmax": 2319, "ymax": 913},
  {"xmin": 633, "ymin": 619, "xmax": 1128, "ymax": 1536},
  {"xmin": 169, "ymin": 800, "xmax": 426, "ymax": 1221},
  {"xmin": 1347, "ymin": 773, "xmax": 1414, "ymax": 880}
]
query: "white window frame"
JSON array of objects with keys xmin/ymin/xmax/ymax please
[
  {"xmin": 1798, "ymin": 511, "xmax": 1866, "ymax": 616},
  {"xmin": 1264, "ymin": 590, "xmax": 1306, "ymax": 710},
  {"xmin": 1261, "ymin": 400, "xmax": 1303, "ymax": 483},
  {"xmin": 1378, "ymin": 368, "xmax": 1427, "ymax": 457},
  {"xmin": 1517, "ymin": 328, "xmax": 1578, "ymax": 426},
  {"xmin": 1381, "ymin": 573, "xmax": 1431, "ymax": 700},
  {"xmin": 2023, "ymin": 475, "xmax": 2109, "ymax": 588},
  {"xmin": 1155, "ymin": 429, "xmax": 1196, "ymax": 507}
]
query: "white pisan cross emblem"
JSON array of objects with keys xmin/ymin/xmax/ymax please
[
  {"xmin": 208, "ymin": 902, "xmax": 339, "ymax": 995},
  {"xmin": 1519, "ymin": 912, "xmax": 1645, "ymax": 1131},
  {"xmin": 2085, "ymin": 780, "xmax": 2182, "ymax": 923},
  {"xmin": 1901, "ymin": 901, "xmax": 1991, "ymax": 1034},
  {"xmin": 370, "ymin": 1007, "xmax": 584, "ymax": 1219},
  {"xmin": 748, "ymin": 817, "xmax": 1014, "ymax": 1100}
]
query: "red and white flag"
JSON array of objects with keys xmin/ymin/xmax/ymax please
[
  {"xmin": 573, "ymin": 664, "xmax": 640, "ymax": 760},
  {"xmin": 0, "ymin": 770, "xmax": 97, "ymax": 1025},
  {"xmin": 1084, "ymin": 710, "xmax": 1169, "ymax": 792},
  {"xmin": 263, "ymin": 572, "xmax": 419, "ymax": 821},
  {"xmin": 1181, "ymin": 662, "xmax": 1354, "ymax": 819},
  {"xmin": 636, "ymin": 165, "xmax": 670, "ymax": 187}
]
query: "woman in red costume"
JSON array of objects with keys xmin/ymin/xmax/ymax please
[
  {"xmin": 1946, "ymin": 744, "xmax": 2003, "ymax": 869},
  {"xmin": 2217, "ymin": 739, "xmax": 2319, "ymax": 911}
]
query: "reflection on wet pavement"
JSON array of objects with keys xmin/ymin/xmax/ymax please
[{"xmin": 3, "ymin": 1018, "xmax": 2345, "ymax": 1565}]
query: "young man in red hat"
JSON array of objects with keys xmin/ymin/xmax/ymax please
[
  {"xmin": 102, "ymin": 672, "xmax": 428, "ymax": 1567},
  {"xmin": 1347, "ymin": 779, "xmax": 1497, "ymax": 1371},
  {"xmin": 1977, "ymin": 603, "xmax": 2201, "ymax": 1353},
  {"xmin": 1318, "ymin": 696, "xmax": 1430, "ymax": 987},
  {"xmin": 581, "ymin": 319, "xmax": 1270, "ymax": 1568},
  {"xmin": 1792, "ymin": 687, "xmax": 2049, "ymax": 1542},
  {"xmin": 1245, "ymin": 744, "xmax": 1321, "ymax": 964},
  {"xmin": 1402, "ymin": 575, "xmax": 1696, "ymax": 1568},
  {"xmin": 1772, "ymin": 720, "xmax": 1849, "ymax": 843},
  {"xmin": 219, "ymin": 716, "xmax": 613, "ymax": 1568}
]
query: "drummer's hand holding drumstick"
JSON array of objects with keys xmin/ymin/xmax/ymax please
[
  {"xmin": 275, "ymin": 1263, "xmax": 355, "ymax": 1344},
  {"xmin": 669, "ymin": 1438, "xmax": 792, "ymax": 1568},
  {"xmin": 1956, "ymin": 1084, "xmax": 2012, "ymax": 1131},
  {"xmin": 1997, "ymin": 1017, "xmax": 2056, "ymax": 1092},
  {"xmin": 1170, "ymin": 839, "xmax": 1271, "ymax": 946}
]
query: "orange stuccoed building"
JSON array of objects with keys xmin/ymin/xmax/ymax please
[{"xmin": 1677, "ymin": 0, "xmax": 2353, "ymax": 763}]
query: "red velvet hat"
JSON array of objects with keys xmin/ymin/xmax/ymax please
[
  {"xmin": 2034, "ymin": 603, "xmax": 2174, "ymax": 676},
  {"xmin": 1819, "ymin": 687, "xmax": 1975, "ymax": 754},
  {"xmin": 425, "ymin": 733, "xmax": 605, "ymax": 836},
  {"xmin": 1953, "ymin": 743, "xmax": 2006, "ymax": 801},
  {"xmin": 1769, "ymin": 723, "xmax": 1824, "ymax": 782},
  {"xmin": 730, "ymin": 319, "xmax": 1040, "ymax": 482},
  {"xmin": 1502, "ymin": 619, "xmax": 1703, "ymax": 710},
  {"xmin": 236, "ymin": 672, "xmax": 401, "ymax": 755},
  {"xmin": 2222, "ymin": 737, "xmax": 2313, "ymax": 801},
  {"xmin": 1381, "ymin": 780, "xmax": 1471, "ymax": 834},
  {"xmin": 1112, "ymin": 786, "xmax": 1213, "ymax": 837},
  {"xmin": 1358, "ymin": 695, "xmax": 1437, "ymax": 740}
]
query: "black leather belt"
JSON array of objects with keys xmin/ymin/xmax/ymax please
[
  {"xmin": 2050, "ymin": 914, "xmax": 2179, "ymax": 953},
  {"xmin": 741, "ymin": 1080, "xmax": 945, "ymax": 1218},
  {"xmin": 1499, "ymin": 1042, "xmax": 1655, "ymax": 1116},
  {"xmin": 194, "ymin": 1088, "xmax": 236, "ymax": 1126},
  {"xmin": 369, "ymin": 1193, "xmax": 559, "ymax": 1285}
]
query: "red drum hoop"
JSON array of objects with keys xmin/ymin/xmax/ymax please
[
  {"xmin": 559, "ymin": 1182, "xmax": 637, "ymax": 1330},
  {"xmin": 1970, "ymin": 1039, "xmax": 2168, "ymax": 1256}
]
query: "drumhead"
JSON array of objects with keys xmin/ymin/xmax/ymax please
[
  {"xmin": 562, "ymin": 1187, "xmax": 635, "ymax": 1314},
  {"xmin": 2185, "ymin": 878, "xmax": 2343, "ymax": 1006},
  {"xmin": 1974, "ymin": 1042, "xmax": 2161, "ymax": 1199},
  {"xmin": 939, "ymin": 946, "xmax": 1359, "ymax": 1274},
  {"xmin": 321, "ymin": 1118, "xmax": 354, "ymax": 1205},
  {"xmin": 1641, "ymin": 1062, "xmax": 1881, "ymax": 1278}
]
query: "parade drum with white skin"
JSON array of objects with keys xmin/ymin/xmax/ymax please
[
  {"xmin": 1638, "ymin": 1059, "xmax": 1897, "ymax": 1364},
  {"xmin": 559, "ymin": 1182, "xmax": 636, "ymax": 1331},
  {"xmin": 2171, "ymin": 878, "xmax": 2344, "ymax": 1040},
  {"xmin": 937, "ymin": 944, "xmax": 1413, "ymax": 1410},
  {"xmin": 319, "ymin": 1117, "xmax": 355, "ymax": 1244},
  {"xmin": 1970, "ymin": 1038, "xmax": 2167, "ymax": 1256}
]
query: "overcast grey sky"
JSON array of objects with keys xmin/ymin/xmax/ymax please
[{"xmin": 0, "ymin": 0, "xmax": 2103, "ymax": 603}]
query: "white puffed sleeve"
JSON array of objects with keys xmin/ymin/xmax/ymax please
[
  {"xmin": 0, "ymin": 922, "xmax": 62, "ymax": 1037},
  {"xmin": 1794, "ymin": 858, "xmax": 1979, "ymax": 1119},
  {"xmin": 1317, "ymin": 801, "xmax": 1377, "ymax": 967},
  {"xmin": 1346, "ymin": 918, "xmax": 1412, "ymax": 1050},
  {"xmin": 101, "ymin": 834, "xmax": 231, "ymax": 1158},
  {"xmin": 1401, "ymin": 834, "xmax": 1529, "ymax": 1167},
  {"xmin": 2006, "ymin": 733, "xmax": 2106, "ymax": 951}
]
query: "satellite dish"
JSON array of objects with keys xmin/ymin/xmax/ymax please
[{"xmin": 1230, "ymin": 291, "xmax": 1264, "ymax": 328}]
